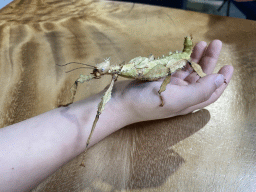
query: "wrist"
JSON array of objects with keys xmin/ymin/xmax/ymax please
[
  {"xmin": 109, "ymin": 89, "xmax": 147, "ymax": 127},
  {"xmin": 69, "ymin": 92, "xmax": 132, "ymax": 150},
  {"xmin": 100, "ymin": 95, "xmax": 134, "ymax": 131}
]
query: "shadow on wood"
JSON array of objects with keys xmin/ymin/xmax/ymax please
[{"xmin": 34, "ymin": 109, "xmax": 210, "ymax": 191}]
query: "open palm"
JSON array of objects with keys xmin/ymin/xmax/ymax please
[{"xmin": 111, "ymin": 40, "xmax": 234, "ymax": 123}]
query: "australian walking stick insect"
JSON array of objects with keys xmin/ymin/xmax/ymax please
[{"xmin": 58, "ymin": 36, "xmax": 206, "ymax": 166}]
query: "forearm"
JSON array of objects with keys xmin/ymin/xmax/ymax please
[{"xmin": 0, "ymin": 92, "xmax": 130, "ymax": 192}]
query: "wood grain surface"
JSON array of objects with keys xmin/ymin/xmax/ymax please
[{"xmin": 0, "ymin": 0, "xmax": 255, "ymax": 191}]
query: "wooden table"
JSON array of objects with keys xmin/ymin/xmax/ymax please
[{"xmin": 0, "ymin": 0, "xmax": 255, "ymax": 191}]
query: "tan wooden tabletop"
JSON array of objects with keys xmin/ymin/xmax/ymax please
[{"xmin": 0, "ymin": 0, "xmax": 255, "ymax": 191}]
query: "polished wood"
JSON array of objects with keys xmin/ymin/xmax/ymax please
[{"xmin": 0, "ymin": 0, "xmax": 255, "ymax": 191}]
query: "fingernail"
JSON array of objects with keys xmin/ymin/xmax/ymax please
[{"xmin": 215, "ymin": 74, "xmax": 224, "ymax": 88}]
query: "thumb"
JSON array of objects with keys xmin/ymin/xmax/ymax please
[{"xmin": 182, "ymin": 74, "xmax": 225, "ymax": 108}]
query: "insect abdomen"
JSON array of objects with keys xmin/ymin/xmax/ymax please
[{"xmin": 120, "ymin": 63, "xmax": 169, "ymax": 80}]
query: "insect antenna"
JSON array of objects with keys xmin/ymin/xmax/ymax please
[
  {"xmin": 65, "ymin": 67, "xmax": 95, "ymax": 73},
  {"xmin": 57, "ymin": 62, "xmax": 96, "ymax": 73},
  {"xmin": 56, "ymin": 62, "xmax": 95, "ymax": 68}
]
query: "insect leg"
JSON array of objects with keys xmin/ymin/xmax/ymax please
[
  {"xmin": 188, "ymin": 61, "xmax": 227, "ymax": 84},
  {"xmin": 57, "ymin": 81, "xmax": 78, "ymax": 107},
  {"xmin": 187, "ymin": 61, "xmax": 207, "ymax": 78},
  {"xmin": 69, "ymin": 74, "xmax": 96, "ymax": 106},
  {"xmin": 158, "ymin": 70, "xmax": 172, "ymax": 107},
  {"xmin": 80, "ymin": 73, "xmax": 118, "ymax": 167}
]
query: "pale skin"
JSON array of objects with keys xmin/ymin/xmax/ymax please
[{"xmin": 0, "ymin": 40, "xmax": 233, "ymax": 192}]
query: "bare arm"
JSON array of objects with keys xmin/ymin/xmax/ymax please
[
  {"xmin": 0, "ymin": 94, "xmax": 130, "ymax": 192},
  {"xmin": 0, "ymin": 40, "xmax": 233, "ymax": 192}
]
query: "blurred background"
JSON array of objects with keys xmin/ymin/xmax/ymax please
[
  {"xmin": 113, "ymin": 0, "xmax": 255, "ymax": 20},
  {"xmin": 0, "ymin": 0, "xmax": 13, "ymax": 9},
  {"xmin": 0, "ymin": 0, "xmax": 254, "ymax": 20}
]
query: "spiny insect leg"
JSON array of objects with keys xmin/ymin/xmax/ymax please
[
  {"xmin": 80, "ymin": 74, "xmax": 118, "ymax": 167},
  {"xmin": 187, "ymin": 61, "xmax": 207, "ymax": 78},
  {"xmin": 57, "ymin": 81, "xmax": 78, "ymax": 107},
  {"xmin": 158, "ymin": 70, "xmax": 172, "ymax": 107},
  {"xmin": 69, "ymin": 74, "xmax": 95, "ymax": 106},
  {"xmin": 188, "ymin": 61, "xmax": 228, "ymax": 84},
  {"xmin": 80, "ymin": 111, "xmax": 100, "ymax": 167},
  {"xmin": 70, "ymin": 81, "xmax": 78, "ymax": 103}
]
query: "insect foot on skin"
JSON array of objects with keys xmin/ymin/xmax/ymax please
[{"xmin": 57, "ymin": 36, "xmax": 206, "ymax": 167}]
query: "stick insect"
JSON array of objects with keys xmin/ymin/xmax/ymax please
[{"xmin": 58, "ymin": 36, "xmax": 206, "ymax": 166}]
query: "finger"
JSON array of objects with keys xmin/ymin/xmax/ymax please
[
  {"xmin": 184, "ymin": 39, "xmax": 222, "ymax": 84},
  {"xmin": 184, "ymin": 41, "xmax": 208, "ymax": 74},
  {"xmin": 175, "ymin": 73, "xmax": 226, "ymax": 111},
  {"xmin": 200, "ymin": 39, "xmax": 222, "ymax": 74},
  {"xmin": 178, "ymin": 65, "xmax": 234, "ymax": 115},
  {"xmin": 191, "ymin": 41, "xmax": 208, "ymax": 64},
  {"xmin": 170, "ymin": 76, "xmax": 189, "ymax": 86},
  {"xmin": 172, "ymin": 41, "xmax": 207, "ymax": 79}
]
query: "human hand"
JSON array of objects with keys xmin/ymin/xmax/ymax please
[{"xmin": 112, "ymin": 40, "xmax": 234, "ymax": 124}]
